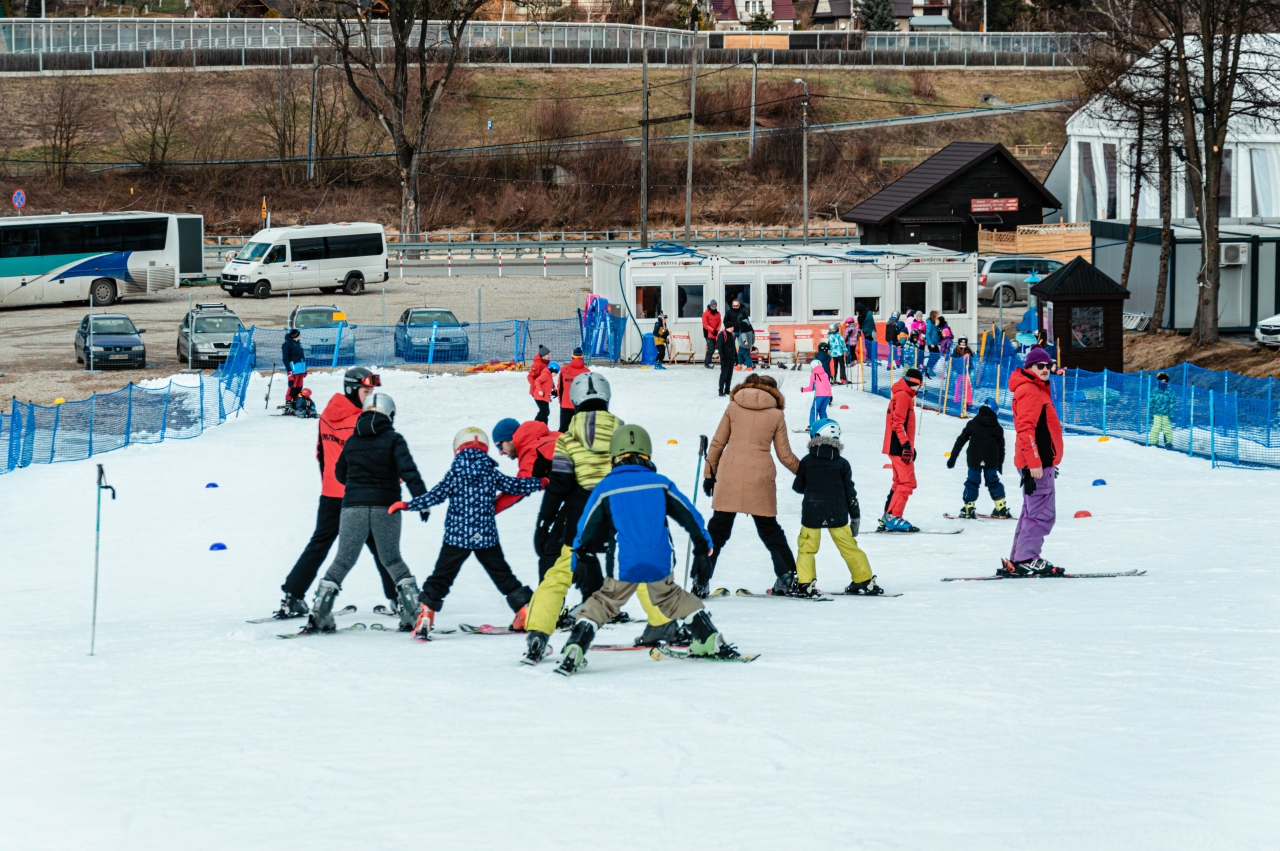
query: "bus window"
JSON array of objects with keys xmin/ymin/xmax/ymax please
[
  {"xmin": 40, "ymin": 226, "xmax": 82, "ymax": 255},
  {"xmin": 0, "ymin": 226, "xmax": 39, "ymax": 258},
  {"xmin": 290, "ymin": 238, "xmax": 325, "ymax": 262},
  {"xmin": 264, "ymin": 245, "xmax": 287, "ymax": 265}
]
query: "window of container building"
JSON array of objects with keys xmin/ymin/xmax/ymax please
[
  {"xmin": 900, "ymin": 280, "xmax": 926, "ymax": 315},
  {"xmin": 1077, "ymin": 142, "xmax": 1098, "ymax": 221},
  {"xmin": 1103, "ymin": 143, "xmax": 1118, "ymax": 219},
  {"xmin": 724, "ymin": 282, "xmax": 752, "ymax": 316},
  {"xmin": 942, "ymin": 281, "xmax": 967, "ymax": 314},
  {"xmin": 676, "ymin": 283, "xmax": 703, "ymax": 319},
  {"xmin": 766, "ymin": 282, "xmax": 793, "ymax": 317},
  {"xmin": 634, "ymin": 285, "xmax": 662, "ymax": 319}
]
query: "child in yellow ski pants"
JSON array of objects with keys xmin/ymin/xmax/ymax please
[
  {"xmin": 796, "ymin": 526, "xmax": 872, "ymax": 587},
  {"xmin": 526, "ymin": 545, "xmax": 671, "ymax": 634}
]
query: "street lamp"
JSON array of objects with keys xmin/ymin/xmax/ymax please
[
  {"xmin": 308, "ymin": 59, "xmax": 342, "ymax": 182},
  {"xmin": 794, "ymin": 78, "xmax": 809, "ymax": 246}
]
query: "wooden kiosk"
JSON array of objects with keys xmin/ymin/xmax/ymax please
[{"xmin": 1031, "ymin": 257, "xmax": 1130, "ymax": 373}]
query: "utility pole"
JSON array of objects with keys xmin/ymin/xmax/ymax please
[
  {"xmin": 640, "ymin": 47, "xmax": 650, "ymax": 249},
  {"xmin": 683, "ymin": 26, "xmax": 698, "ymax": 247},
  {"xmin": 796, "ymin": 78, "xmax": 809, "ymax": 245},
  {"xmin": 749, "ymin": 53, "xmax": 758, "ymax": 159}
]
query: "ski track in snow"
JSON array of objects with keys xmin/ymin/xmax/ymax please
[{"xmin": 2, "ymin": 367, "xmax": 1277, "ymax": 850}]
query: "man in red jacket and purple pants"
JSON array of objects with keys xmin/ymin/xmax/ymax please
[{"xmin": 1003, "ymin": 346, "xmax": 1066, "ymax": 577}]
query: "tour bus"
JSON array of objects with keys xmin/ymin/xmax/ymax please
[
  {"xmin": 0, "ymin": 211, "xmax": 204, "ymax": 308},
  {"xmin": 220, "ymin": 223, "xmax": 388, "ymax": 299}
]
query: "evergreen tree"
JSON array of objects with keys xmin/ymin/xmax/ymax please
[
  {"xmin": 857, "ymin": 0, "xmax": 898, "ymax": 31},
  {"xmin": 745, "ymin": 11, "xmax": 776, "ymax": 30}
]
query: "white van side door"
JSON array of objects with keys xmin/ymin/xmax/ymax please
[{"xmin": 261, "ymin": 243, "xmax": 293, "ymax": 291}]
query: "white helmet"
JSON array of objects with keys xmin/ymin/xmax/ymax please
[
  {"xmin": 828, "ymin": 322, "xmax": 840, "ymax": 334},
  {"xmin": 570, "ymin": 372, "xmax": 611, "ymax": 408},
  {"xmin": 809, "ymin": 418, "xmax": 841, "ymax": 440},
  {"xmin": 363, "ymin": 392, "xmax": 396, "ymax": 419},
  {"xmin": 453, "ymin": 426, "xmax": 490, "ymax": 454}
]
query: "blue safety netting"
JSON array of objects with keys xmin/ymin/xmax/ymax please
[
  {"xmin": 861, "ymin": 341, "xmax": 1280, "ymax": 469},
  {"xmin": 1, "ymin": 329, "xmax": 257, "ymax": 476}
]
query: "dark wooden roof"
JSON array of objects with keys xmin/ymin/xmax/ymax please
[
  {"xmin": 1031, "ymin": 256, "xmax": 1130, "ymax": 298},
  {"xmin": 839, "ymin": 141, "xmax": 1061, "ymax": 225}
]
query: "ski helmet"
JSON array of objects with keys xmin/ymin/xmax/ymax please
[
  {"xmin": 453, "ymin": 426, "xmax": 490, "ymax": 454},
  {"xmin": 1156, "ymin": 372, "xmax": 1170, "ymax": 382},
  {"xmin": 344, "ymin": 367, "xmax": 380, "ymax": 395},
  {"xmin": 609, "ymin": 424, "xmax": 653, "ymax": 463},
  {"xmin": 547, "ymin": 361, "xmax": 561, "ymax": 372},
  {"xmin": 809, "ymin": 418, "xmax": 840, "ymax": 440},
  {"xmin": 818, "ymin": 341, "xmax": 830, "ymax": 353},
  {"xmin": 363, "ymin": 392, "xmax": 396, "ymax": 419},
  {"xmin": 570, "ymin": 372, "xmax": 611, "ymax": 408},
  {"xmin": 828, "ymin": 322, "xmax": 839, "ymax": 334},
  {"xmin": 492, "ymin": 418, "xmax": 520, "ymax": 445}
]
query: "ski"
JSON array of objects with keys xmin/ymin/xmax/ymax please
[
  {"xmin": 649, "ymin": 646, "xmax": 760, "ymax": 663},
  {"xmin": 941, "ymin": 569, "xmax": 1147, "ymax": 582},
  {"xmin": 708, "ymin": 588, "xmax": 731, "ymax": 597},
  {"xmin": 593, "ymin": 644, "xmax": 690, "ymax": 652},
  {"xmin": 942, "ymin": 513, "xmax": 1016, "ymax": 521},
  {"xmin": 874, "ymin": 527, "xmax": 962, "ymax": 535},
  {"xmin": 735, "ymin": 588, "xmax": 833, "ymax": 602},
  {"xmin": 826, "ymin": 590, "xmax": 905, "ymax": 598},
  {"xmin": 278, "ymin": 621, "xmax": 368, "ymax": 639},
  {"xmin": 459, "ymin": 624, "xmax": 522, "ymax": 636},
  {"xmin": 372, "ymin": 604, "xmax": 399, "ymax": 617},
  {"xmin": 247, "ymin": 604, "xmax": 356, "ymax": 624}
]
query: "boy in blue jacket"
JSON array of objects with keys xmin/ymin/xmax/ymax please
[
  {"xmin": 281, "ymin": 328, "xmax": 307, "ymax": 414},
  {"xmin": 397, "ymin": 426, "xmax": 544, "ymax": 637},
  {"xmin": 556, "ymin": 424, "xmax": 739, "ymax": 676}
]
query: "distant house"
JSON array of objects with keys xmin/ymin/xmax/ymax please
[
  {"xmin": 826, "ymin": 0, "xmax": 952, "ymax": 31},
  {"xmin": 709, "ymin": 0, "xmax": 797, "ymax": 30}
]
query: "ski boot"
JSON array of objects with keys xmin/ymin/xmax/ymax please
[
  {"xmin": 505, "ymin": 586, "xmax": 533, "ymax": 631},
  {"xmin": 794, "ymin": 581, "xmax": 825, "ymax": 598},
  {"xmin": 687, "ymin": 610, "xmax": 740, "ymax": 659},
  {"xmin": 771, "ymin": 571, "xmax": 799, "ymax": 596},
  {"xmin": 304, "ymin": 580, "xmax": 340, "ymax": 633},
  {"xmin": 556, "ymin": 619, "xmax": 597, "ymax": 677},
  {"xmin": 555, "ymin": 607, "xmax": 575, "ymax": 631},
  {"xmin": 881, "ymin": 514, "xmax": 919, "ymax": 533},
  {"xmin": 845, "ymin": 576, "xmax": 885, "ymax": 596},
  {"xmin": 281, "ymin": 399, "xmax": 297, "ymax": 417},
  {"xmin": 690, "ymin": 579, "xmax": 710, "ymax": 599},
  {"xmin": 412, "ymin": 603, "xmax": 436, "ymax": 639},
  {"xmin": 990, "ymin": 499, "xmax": 1013, "ymax": 519},
  {"xmin": 275, "ymin": 592, "xmax": 309, "ymax": 620},
  {"xmin": 998, "ymin": 558, "xmax": 1064, "ymax": 578},
  {"xmin": 522, "ymin": 631, "xmax": 551, "ymax": 665},
  {"xmin": 958, "ymin": 502, "xmax": 978, "ymax": 520},
  {"xmin": 395, "ymin": 579, "xmax": 420, "ymax": 632},
  {"xmin": 633, "ymin": 619, "xmax": 689, "ymax": 647}
]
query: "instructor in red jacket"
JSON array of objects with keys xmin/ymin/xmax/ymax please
[
  {"xmin": 492, "ymin": 417, "xmax": 562, "ymax": 582},
  {"xmin": 1004, "ymin": 347, "xmax": 1065, "ymax": 576},
  {"xmin": 275, "ymin": 367, "xmax": 397, "ymax": 618},
  {"xmin": 701, "ymin": 300, "xmax": 722, "ymax": 369},
  {"xmin": 556, "ymin": 348, "xmax": 590, "ymax": 432},
  {"xmin": 880, "ymin": 368, "xmax": 923, "ymax": 532}
]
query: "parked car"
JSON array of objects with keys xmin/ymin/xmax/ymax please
[
  {"xmin": 977, "ymin": 256, "xmax": 1065, "ymax": 306},
  {"xmin": 178, "ymin": 302, "xmax": 244, "ymax": 368},
  {"xmin": 393, "ymin": 308, "xmax": 471, "ymax": 363},
  {"xmin": 75, "ymin": 313, "xmax": 146, "ymax": 369},
  {"xmin": 1255, "ymin": 314, "xmax": 1280, "ymax": 350},
  {"xmin": 219, "ymin": 223, "xmax": 387, "ymax": 299},
  {"xmin": 288, "ymin": 305, "xmax": 356, "ymax": 366}
]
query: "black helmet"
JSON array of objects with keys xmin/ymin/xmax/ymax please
[{"xmin": 344, "ymin": 367, "xmax": 380, "ymax": 396}]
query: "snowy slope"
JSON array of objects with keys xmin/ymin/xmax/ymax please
[{"xmin": 2, "ymin": 366, "xmax": 1277, "ymax": 850}]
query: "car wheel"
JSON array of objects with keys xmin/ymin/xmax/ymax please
[
  {"xmin": 254, "ymin": 281, "xmax": 271, "ymax": 299},
  {"xmin": 343, "ymin": 275, "xmax": 364, "ymax": 296},
  {"xmin": 76, "ymin": 355, "xmax": 83, "ymax": 364},
  {"xmin": 998, "ymin": 286, "xmax": 1016, "ymax": 307},
  {"xmin": 90, "ymin": 278, "xmax": 117, "ymax": 307},
  {"xmin": 320, "ymin": 287, "xmax": 338, "ymax": 294},
  {"xmin": 229, "ymin": 290, "xmax": 243, "ymax": 298},
  {"xmin": 177, "ymin": 343, "xmax": 184, "ymax": 360}
]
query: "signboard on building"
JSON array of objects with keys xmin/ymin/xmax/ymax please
[{"xmin": 970, "ymin": 198, "xmax": 1019, "ymax": 212}]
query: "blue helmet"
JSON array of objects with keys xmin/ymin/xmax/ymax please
[
  {"xmin": 809, "ymin": 418, "xmax": 841, "ymax": 440},
  {"xmin": 492, "ymin": 418, "xmax": 520, "ymax": 445},
  {"xmin": 548, "ymin": 361, "xmax": 561, "ymax": 372}
]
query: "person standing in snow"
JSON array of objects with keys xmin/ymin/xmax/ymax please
[
  {"xmin": 555, "ymin": 424, "xmax": 740, "ymax": 675},
  {"xmin": 1003, "ymin": 346, "xmax": 1065, "ymax": 577},
  {"xmin": 791, "ymin": 418, "xmax": 885, "ymax": 597},
  {"xmin": 699, "ymin": 374, "xmax": 802, "ymax": 597},
  {"xmin": 1148, "ymin": 372, "xmax": 1175, "ymax": 448},
  {"xmin": 275, "ymin": 367, "xmax": 397, "ymax": 620},
  {"xmin": 492, "ymin": 416, "xmax": 561, "ymax": 581},
  {"xmin": 527, "ymin": 344, "xmax": 552, "ymax": 423},
  {"xmin": 924, "ymin": 311, "xmax": 941, "ymax": 378},
  {"xmin": 880, "ymin": 367, "xmax": 923, "ymax": 533},
  {"xmin": 307, "ymin": 393, "xmax": 426, "ymax": 633},
  {"xmin": 844, "ymin": 317, "xmax": 863, "ymax": 368},
  {"xmin": 716, "ymin": 326, "xmax": 737, "ymax": 396},
  {"xmin": 556, "ymin": 348, "xmax": 590, "ymax": 432},
  {"xmin": 702, "ymin": 300, "xmax": 722, "ymax": 368},
  {"xmin": 827, "ymin": 322, "xmax": 849, "ymax": 384},
  {"xmin": 735, "ymin": 315, "xmax": 755, "ymax": 369},
  {"xmin": 947, "ymin": 398, "xmax": 1010, "ymax": 519},
  {"xmin": 653, "ymin": 314, "xmax": 670, "ymax": 367},
  {"xmin": 800, "ymin": 353, "xmax": 833, "ymax": 425},
  {"xmin": 281, "ymin": 329, "xmax": 307, "ymax": 415},
  {"xmin": 399, "ymin": 427, "xmax": 544, "ymax": 638}
]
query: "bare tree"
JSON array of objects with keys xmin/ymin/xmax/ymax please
[
  {"xmin": 1151, "ymin": 50, "xmax": 1175, "ymax": 334},
  {"xmin": 29, "ymin": 77, "xmax": 104, "ymax": 188},
  {"xmin": 115, "ymin": 70, "xmax": 192, "ymax": 173},
  {"xmin": 300, "ymin": 0, "xmax": 489, "ymax": 236}
]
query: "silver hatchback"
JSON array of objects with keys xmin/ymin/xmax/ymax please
[
  {"xmin": 178, "ymin": 303, "xmax": 244, "ymax": 368},
  {"xmin": 977, "ymin": 256, "xmax": 1065, "ymax": 306}
]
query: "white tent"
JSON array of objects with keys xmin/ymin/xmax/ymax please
[{"xmin": 1065, "ymin": 36, "xmax": 1280, "ymax": 224}]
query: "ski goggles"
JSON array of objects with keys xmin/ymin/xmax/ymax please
[{"xmin": 358, "ymin": 373, "xmax": 382, "ymax": 388}]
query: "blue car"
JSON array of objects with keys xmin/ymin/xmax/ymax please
[
  {"xmin": 393, "ymin": 308, "xmax": 471, "ymax": 363},
  {"xmin": 75, "ymin": 313, "xmax": 147, "ymax": 369}
]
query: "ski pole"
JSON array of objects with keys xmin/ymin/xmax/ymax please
[
  {"xmin": 682, "ymin": 434, "xmax": 710, "ymax": 590},
  {"xmin": 264, "ymin": 362, "xmax": 276, "ymax": 410},
  {"xmin": 90, "ymin": 464, "xmax": 116, "ymax": 656}
]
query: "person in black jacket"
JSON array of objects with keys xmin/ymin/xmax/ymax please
[
  {"xmin": 281, "ymin": 329, "xmax": 307, "ymax": 415},
  {"xmin": 307, "ymin": 393, "xmax": 427, "ymax": 633},
  {"xmin": 790, "ymin": 418, "xmax": 886, "ymax": 596},
  {"xmin": 947, "ymin": 398, "xmax": 1010, "ymax": 519},
  {"xmin": 716, "ymin": 327, "xmax": 738, "ymax": 396}
]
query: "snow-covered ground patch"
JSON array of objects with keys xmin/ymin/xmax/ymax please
[{"xmin": 2, "ymin": 366, "xmax": 1277, "ymax": 849}]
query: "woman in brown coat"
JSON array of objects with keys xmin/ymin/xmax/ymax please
[{"xmin": 696, "ymin": 374, "xmax": 802, "ymax": 597}]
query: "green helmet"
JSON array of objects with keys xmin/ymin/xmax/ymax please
[{"xmin": 609, "ymin": 424, "xmax": 653, "ymax": 463}]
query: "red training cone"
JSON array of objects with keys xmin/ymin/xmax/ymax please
[{"xmin": 1074, "ymin": 510, "xmax": 1092, "ymax": 519}]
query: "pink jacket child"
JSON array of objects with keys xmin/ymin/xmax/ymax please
[{"xmin": 802, "ymin": 356, "xmax": 833, "ymax": 422}]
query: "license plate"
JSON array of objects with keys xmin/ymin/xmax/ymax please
[
  {"xmin": 109, "ymin": 354, "xmax": 128, "ymax": 360},
  {"xmin": 1265, "ymin": 335, "xmax": 1280, "ymax": 342}
]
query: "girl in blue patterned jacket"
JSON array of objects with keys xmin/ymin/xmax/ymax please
[{"xmin": 396, "ymin": 426, "xmax": 544, "ymax": 637}]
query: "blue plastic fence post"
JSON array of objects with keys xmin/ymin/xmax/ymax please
[
  {"xmin": 88, "ymin": 394, "xmax": 95, "ymax": 457},
  {"xmin": 331, "ymin": 322, "xmax": 344, "ymax": 369},
  {"xmin": 49, "ymin": 403, "xmax": 59, "ymax": 463},
  {"xmin": 869, "ymin": 341, "xmax": 878, "ymax": 394},
  {"xmin": 1268, "ymin": 380, "xmax": 1273, "ymax": 448},
  {"xmin": 1188, "ymin": 387, "xmax": 1195, "ymax": 457},
  {"xmin": 198, "ymin": 373, "xmax": 206, "ymax": 431},
  {"xmin": 125, "ymin": 383, "xmax": 134, "ymax": 446},
  {"xmin": 1101, "ymin": 370, "xmax": 1108, "ymax": 436},
  {"xmin": 1210, "ymin": 389, "xmax": 1217, "ymax": 468},
  {"xmin": 161, "ymin": 381, "xmax": 171, "ymax": 441},
  {"xmin": 427, "ymin": 322, "xmax": 438, "ymax": 366}
]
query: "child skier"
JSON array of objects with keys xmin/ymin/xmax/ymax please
[
  {"xmin": 1149, "ymin": 372, "xmax": 1175, "ymax": 447},
  {"xmin": 398, "ymin": 427, "xmax": 544, "ymax": 638},
  {"xmin": 826, "ymin": 322, "xmax": 849, "ymax": 384},
  {"xmin": 556, "ymin": 348, "xmax": 590, "ymax": 432},
  {"xmin": 308, "ymin": 393, "xmax": 425, "ymax": 633},
  {"xmin": 880, "ymin": 368, "xmax": 922, "ymax": 533},
  {"xmin": 281, "ymin": 328, "xmax": 306, "ymax": 415},
  {"xmin": 556, "ymin": 424, "xmax": 740, "ymax": 675},
  {"xmin": 293, "ymin": 388, "xmax": 318, "ymax": 419},
  {"xmin": 947, "ymin": 398, "xmax": 1010, "ymax": 519},
  {"xmin": 801, "ymin": 353, "xmax": 833, "ymax": 425},
  {"xmin": 527, "ymin": 344, "xmax": 552, "ymax": 423},
  {"xmin": 791, "ymin": 418, "xmax": 885, "ymax": 597}
]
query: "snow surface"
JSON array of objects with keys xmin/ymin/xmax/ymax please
[{"xmin": 2, "ymin": 366, "xmax": 1277, "ymax": 850}]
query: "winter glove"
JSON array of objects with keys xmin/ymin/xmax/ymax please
[
  {"xmin": 703, "ymin": 475, "xmax": 715, "ymax": 499},
  {"xmin": 550, "ymin": 390, "xmax": 557, "ymax": 399},
  {"xmin": 531, "ymin": 454, "xmax": 552, "ymax": 479},
  {"xmin": 849, "ymin": 499, "xmax": 860, "ymax": 537},
  {"xmin": 946, "ymin": 456, "xmax": 956, "ymax": 469},
  {"xmin": 388, "ymin": 501, "xmax": 408, "ymax": 515},
  {"xmin": 900, "ymin": 442, "xmax": 915, "ymax": 464},
  {"xmin": 419, "ymin": 510, "xmax": 430, "ymax": 523},
  {"xmin": 693, "ymin": 548, "xmax": 713, "ymax": 585},
  {"xmin": 1021, "ymin": 467, "xmax": 1038, "ymax": 496}
]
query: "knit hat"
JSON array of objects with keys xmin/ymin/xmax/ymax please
[
  {"xmin": 572, "ymin": 347, "xmax": 584, "ymax": 357},
  {"xmin": 1156, "ymin": 372, "xmax": 1170, "ymax": 382},
  {"xmin": 709, "ymin": 300, "xmax": 718, "ymax": 307},
  {"xmin": 1024, "ymin": 346, "xmax": 1053, "ymax": 367},
  {"xmin": 537, "ymin": 344, "xmax": 550, "ymax": 358},
  {"xmin": 904, "ymin": 368, "xmax": 924, "ymax": 383},
  {"xmin": 288, "ymin": 328, "xmax": 300, "ymax": 339},
  {"xmin": 492, "ymin": 418, "xmax": 520, "ymax": 445}
]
